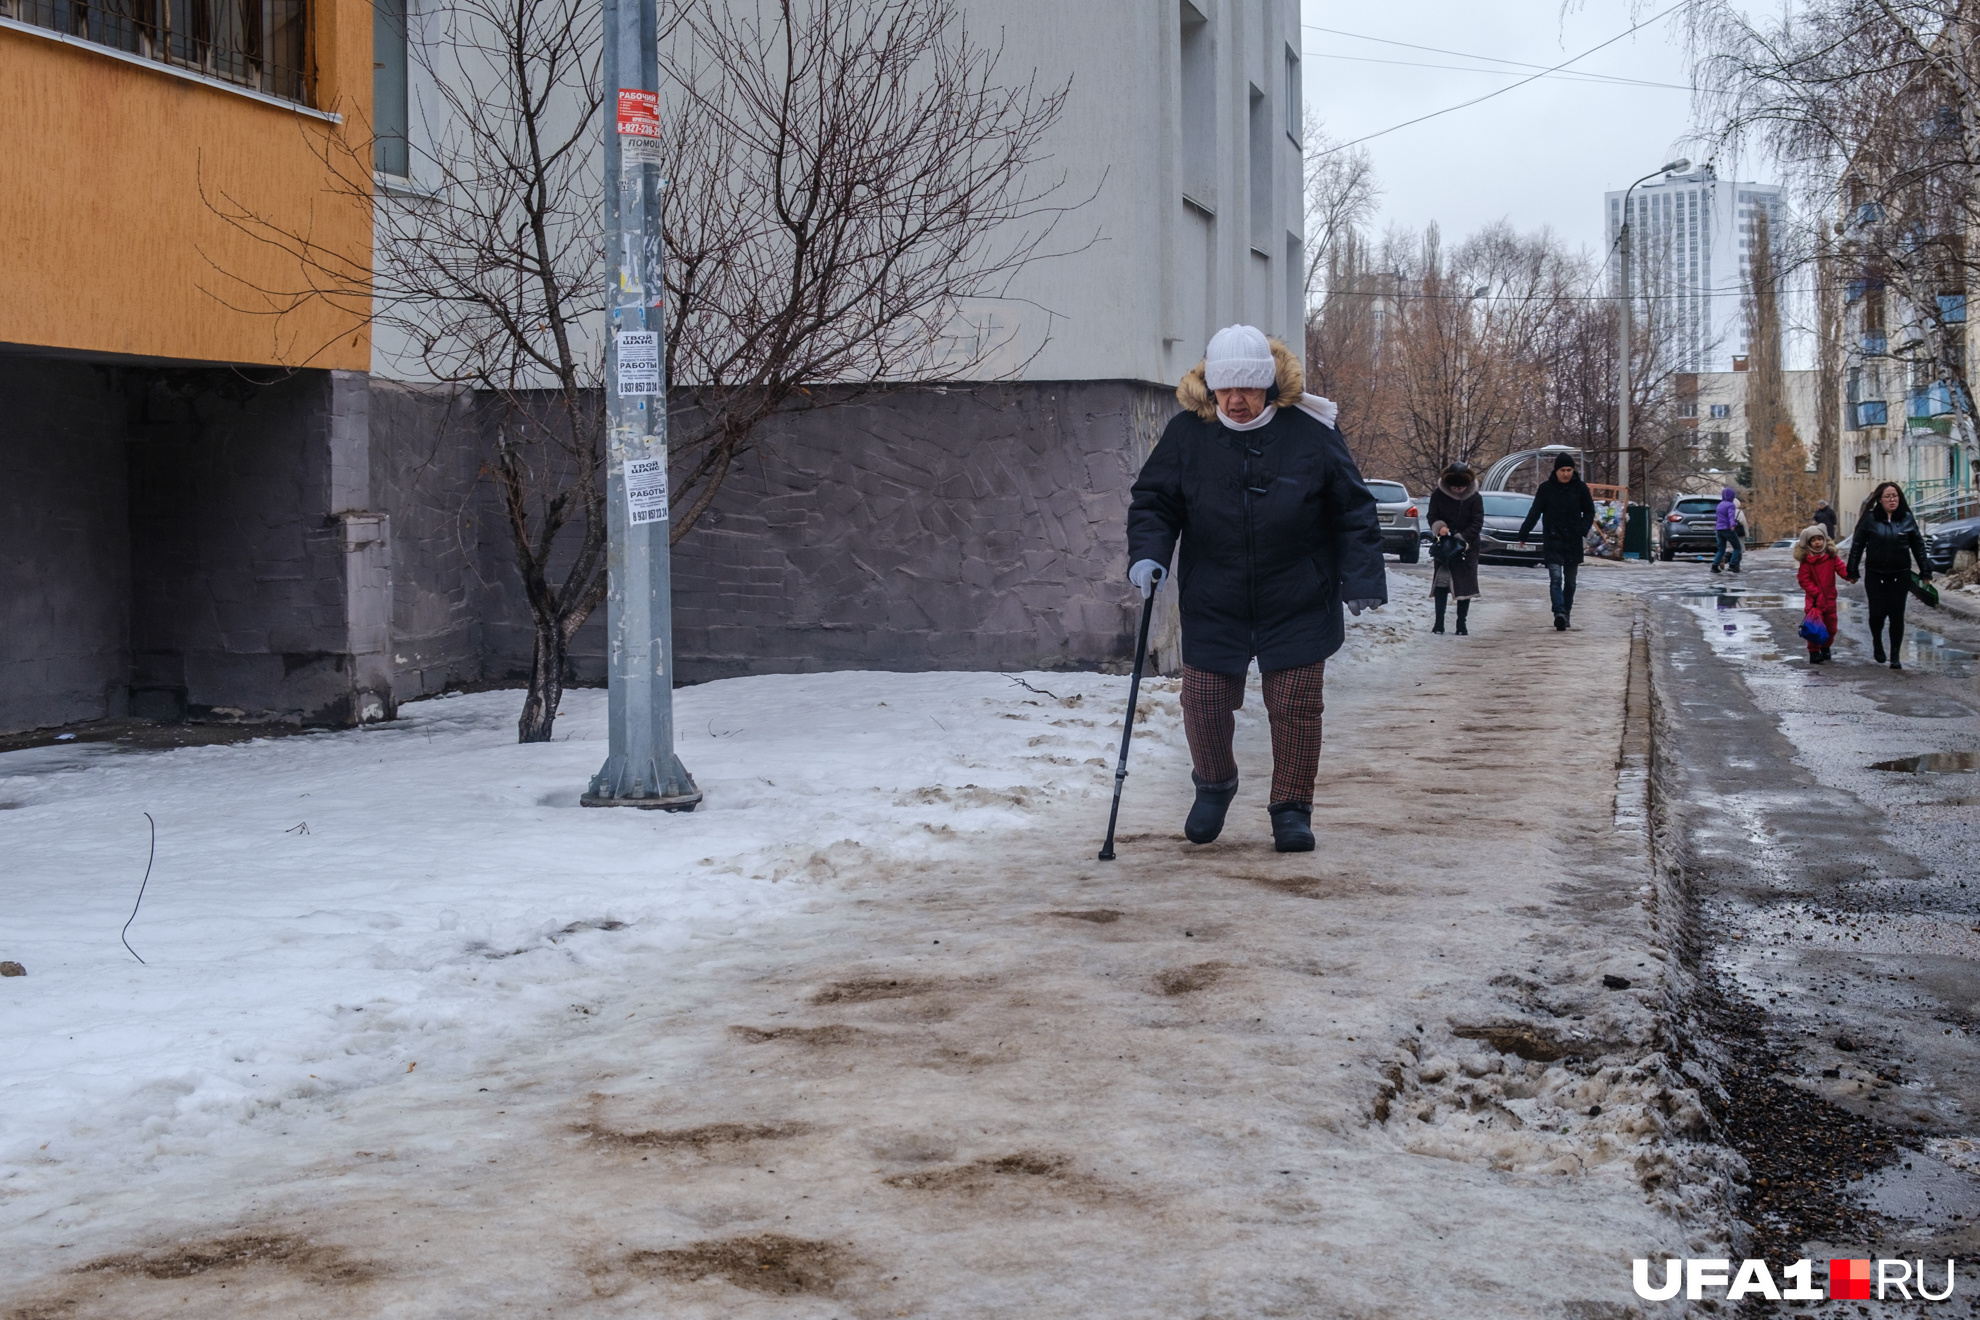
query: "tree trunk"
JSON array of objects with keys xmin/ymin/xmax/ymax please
[{"xmin": 518, "ymin": 617, "xmax": 568, "ymax": 743}]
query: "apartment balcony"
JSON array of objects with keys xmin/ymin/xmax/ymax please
[{"xmin": 1850, "ymin": 399, "xmax": 1889, "ymax": 429}]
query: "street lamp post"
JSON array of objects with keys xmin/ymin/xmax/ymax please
[
  {"xmin": 1617, "ymin": 158, "xmax": 1689, "ymax": 540},
  {"xmin": 582, "ymin": 0, "xmax": 700, "ymax": 811}
]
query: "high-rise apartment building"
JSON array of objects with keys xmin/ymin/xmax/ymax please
[{"xmin": 1605, "ymin": 166, "xmax": 1784, "ymax": 373}]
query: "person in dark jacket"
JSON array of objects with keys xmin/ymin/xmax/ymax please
[
  {"xmin": 1811, "ymin": 498, "xmax": 1838, "ymax": 540},
  {"xmin": 1845, "ymin": 481, "xmax": 1933, "ymax": 668},
  {"xmin": 1515, "ymin": 452, "xmax": 1597, "ymax": 630},
  {"xmin": 1128, "ymin": 325, "xmax": 1386, "ymax": 853},
  {"xmin": 1711, "ymin": 486, "xmax": 1744, "ymax": 573},
  {"xmin": 1426, "ymin": 461, "xmax": 1483, "ymax": 635}
]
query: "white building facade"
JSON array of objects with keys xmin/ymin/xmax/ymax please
[
  {"xmin": 1606, "ymin": 167, "xmax": 1784, "ymax": 374},
  {"xmin": 355, "ymin": 0, "xmax": 1304, "ymax": 690}
]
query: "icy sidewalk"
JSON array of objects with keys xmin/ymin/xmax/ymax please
[{"xmin": 0, "ymin": 574, "xmax": 1722, "ymax": 1317}]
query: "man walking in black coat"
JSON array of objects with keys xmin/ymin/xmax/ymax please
[
  {"xmin": 1127, "ymin": 325, "xmax": 1387, "ymax": 853},
  {"xmin": 1516, "ymin": 452, "xmax": 1597, "ymax": 631}
]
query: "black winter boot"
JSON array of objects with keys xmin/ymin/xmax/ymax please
[
  {"xmin": 1432, "ymin": 588, "xmax": 1448, "ymax": 633},
  {"xmin": 1269, "ymin": 801, "xmax": 1314, "ymax": 853},
  {"xmin": 1184, "ymin": 774, "xmax": 1240, "ymax": 844},
  {"xmin": 1455, "ymin": 600, "xmax": 1470, "ymax": 636}
]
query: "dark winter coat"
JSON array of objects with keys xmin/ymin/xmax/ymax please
[
  {"xmin": 1812, "ymin": 505, "xmax": 1838, "ymax": 537},
  {"xmin": 1127, "ymin": 342, "xmax": 1387, "ymax": 675},
  {"xmin": 1516, "ymin": 472, "xmax": 1598, "ymax": 565},
  {"xmin": 1426, "ymin": 480, "xmax": 1483, "ymax": 598},
  {"xmin": 1847, "ymin": 508, "xmax": 1931, "ymax": 579}
]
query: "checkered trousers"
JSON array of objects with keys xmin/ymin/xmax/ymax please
[{"xmin": 1179, "ymin": 661, "xmax": 1326, "ymax": 806}]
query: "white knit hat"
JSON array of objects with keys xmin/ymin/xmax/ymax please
[{"xmin": 1202, "ymin": 324, "xmax": 1276, "ymax": 391}]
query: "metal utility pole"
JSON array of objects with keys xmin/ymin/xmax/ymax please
[
  {"xmin": 1617, "ymin": 158, "xmax": 1688, "ymax": 542},
  {"xmin": 583, "ymin": 0, "xmax": 700, "ymax": 811}
]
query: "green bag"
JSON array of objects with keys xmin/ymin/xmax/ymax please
[{"xmin": 1910, "ymin": 572, "xmax": 1941, "ymax": 609}]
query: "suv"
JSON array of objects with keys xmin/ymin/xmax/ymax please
[
  {"xmin": 1366, "ymin": 480, "xmax": 1421, "ymax": 563},
  {"xmin": 1660, "ymin": 496, "xmax": 1725, "ymax": 560},
  {"xmin": 1917, "ymin": 491, "xmax": 1980, "ymax": 571}
]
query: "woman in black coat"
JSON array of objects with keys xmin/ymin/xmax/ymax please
[
  {"xmin": 1426, "ymin": 461, "xmax": 1483, "ymax": 635},
  {"xmin": 1127, "ymin": 325, "xmax": 1386, "ymax": 853},
  {"xmin": 1845, "ymin": 481, "xmax": 1933, "ymax": 668}
]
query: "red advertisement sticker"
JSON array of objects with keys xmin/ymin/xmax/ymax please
[{"xmin": 616, "ymin": 89, "xmax": 659, "ymax": 138}]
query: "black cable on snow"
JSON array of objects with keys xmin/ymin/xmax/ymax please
[{"xmin": 121, "ymin": 812, "xmax": 154, "ymax": 966}]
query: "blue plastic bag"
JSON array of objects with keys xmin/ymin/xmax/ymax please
[{"xmin": 1798, "ymin": 613, "xmax": 1831, "ymax": 646}]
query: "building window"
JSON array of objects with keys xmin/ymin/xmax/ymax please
[
  {"xmin": 7, "ymin": 0, "xmax": 310, "ymax": 102},
  {"xmin": 1285, "ymin": 44, "xmax": 1300, "ymax": 143},
  {"xmin": 1249, "ymin": 83, "xmax": 1271, "ymax": 250},
  {"xmin": 1287, "ymin": 232, "xmax": 1303, "ymax": 343},
  {"xmin": 1180, "ymin": 1, "xmax": 1214, "ymax": 210},
  {"xmin": 1709, "ymin": 403, "xmax": 1731, "ymax": 419},
  {"xmin": 374, "ymin": 0, "xmax": 409, "ymax": 175}
]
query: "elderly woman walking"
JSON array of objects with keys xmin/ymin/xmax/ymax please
[
  {"xmin": 1128, "ymin": 326, "xmax": 1386, "ymax": 852},
  {"xmin": 1427, "ymin": 461, "xmax": 1484, "ymax": 634}
]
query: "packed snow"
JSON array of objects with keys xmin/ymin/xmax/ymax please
[{"xmin": 1, "ymin": 570, "xmax": 1725, "ymax": 1316}]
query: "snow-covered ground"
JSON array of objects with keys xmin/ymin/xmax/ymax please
[{"xmin": 1, "ymin": 570, "xmax": 1723, "ymax": 1317}]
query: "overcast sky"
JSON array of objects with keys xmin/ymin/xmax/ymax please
[{"xmin": 1297, "ymin": 0, "xmax": 1762, "ymax": 259}]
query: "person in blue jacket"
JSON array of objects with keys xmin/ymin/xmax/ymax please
[{"xmin": 1126, "ymin": 326, "xmax": 1386, "ymax": 853}]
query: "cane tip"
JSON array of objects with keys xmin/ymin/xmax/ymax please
[{"xmin": 1097, "ymin": 848, "xmax": 1115, "ymax": 861}]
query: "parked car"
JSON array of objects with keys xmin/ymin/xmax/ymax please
[
  {"xmin": 1659, "ymin": 496, "xmax": 1724, "ymax": 561},
  {"xmin": 1475, "ymin": 491, "xmax": 1543, "ymax": 564},
  {"xmin": 1366, "ymin": 479, "xmax": 1421, "ymax": 563},
  {"xmin": 1917, "ymin": 491, "xmax": 1980, "ymax": 571}
]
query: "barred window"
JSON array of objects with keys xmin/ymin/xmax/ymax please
[{"xmin": 4, "ymin": 0, "xmax": 310, "ymax": 103}]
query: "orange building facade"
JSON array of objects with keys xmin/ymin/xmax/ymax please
[
  {"xmin": 2, "ymin": 0, "xmax": 390, "ymax": 733},
  {"xmin": 1, "ymin": 0, "xmax": 372, "ymax": 367}
]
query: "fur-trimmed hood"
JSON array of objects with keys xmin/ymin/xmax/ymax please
[
  {"xmin": 1438, "ymin": 477, "xmax": 1480, "ymax": 500},
  {"xmin": 1792, "ymin": 524, "xmax": 1836, "ymax": 563},
  {"xmin": 1178, "ymin": 338, "xmax": 1337, "ymax": 427}
]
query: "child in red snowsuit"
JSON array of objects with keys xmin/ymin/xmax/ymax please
[{"xmin": 1794, "ymin": 524, "xmax": 1846, "ymax": 664}]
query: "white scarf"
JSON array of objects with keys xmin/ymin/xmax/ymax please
[
  {"xmin": 1215, "ymin": 394, "xmax": 1340, "ymax": 431},
  {"xmin": 1216, "ymin": 403, "xmax": 1276, "ymax": 431}
]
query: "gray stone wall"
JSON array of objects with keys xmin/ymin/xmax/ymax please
[
  {"xmin": 1, "ymin": 365, "xmax": 1176, "ymax": 736},
  {"xmin": 125, "ymin": 367, "xmax": 389, "ymax": 725},
  {"xmin": 367, "ymin": 379, "xmax": 485, "ymax": 700},
  {"xmin": 668, "ymin": 380, "xmax": 1177, "ymax": 682},
  {"xmin": 0, "ymin": 358, "xmax": 132, "ymax": 731},
  {"xmin": 1, "ymin": 356, "xmax": 405, "ymax": 735}
]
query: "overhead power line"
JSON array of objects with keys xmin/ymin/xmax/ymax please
[
  {"xmin": 1301, "ymin": 23, "xmax": 1695, "ymax": 91},
  {"xmin": 1303, "ymin": 49, "xmax": 1691, "ymax": 90},
  {"xmin": 1312, "ymin": 0, "xmax": 1699, "ymax": 157}
]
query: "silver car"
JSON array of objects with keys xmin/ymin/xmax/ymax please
[
  {"xmin": 1366, "ymin": 479, "xmax": 1421, "ymax": 563},
  {"xmin": 1475, "ymin": 491, "xmax": 1545, "ymax": 564}
]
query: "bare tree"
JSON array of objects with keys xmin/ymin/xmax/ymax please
[
  {"xmin": 1300, "ymin": 111, "xmax": 1380, "ymax": 312},
  {"xmin": 1745, "ymin": 209, "xmax": 1826, "ymax": 540},
  {"xmin": 1307, "ymin": 219, "xmax": 1697, "ymax": 502},
  {"xmin": 204, "ymin": 0, "xmax": 1079, "ymax": 743},
  {"xmin": 655, "ymin": 0, "xmax": 1082, "ymax": 541},
  {"xmin": 1689, "ymin": 0, "xmax": 1980, "ymax": 464}
]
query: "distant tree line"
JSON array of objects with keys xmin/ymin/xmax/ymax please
[{"xmin": 1298, "ymin": 125, "xmax": 1703, "ymax": 505}]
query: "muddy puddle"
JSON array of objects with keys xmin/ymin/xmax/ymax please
[{"xmin": 1871, "ymin": 750, "xmax": 1980, "ymax": 774}]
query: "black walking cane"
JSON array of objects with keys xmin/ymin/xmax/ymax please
[{"xmin": 1098, "ymin": 573, "xmax": 1161, "ymax": 861}]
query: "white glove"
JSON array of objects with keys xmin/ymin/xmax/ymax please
[
  {"xmin": 1129, "ymin": 559, "xmax": 1166, "ymax": 599},
  {"xmin": 1345, "ymin": 599, "xmax": 1383, "ymax": 616}
]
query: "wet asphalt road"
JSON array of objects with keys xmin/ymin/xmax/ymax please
[{"xmin": 1643, "ymin": 548, "xmax": 1980, "ymax": 1274}]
